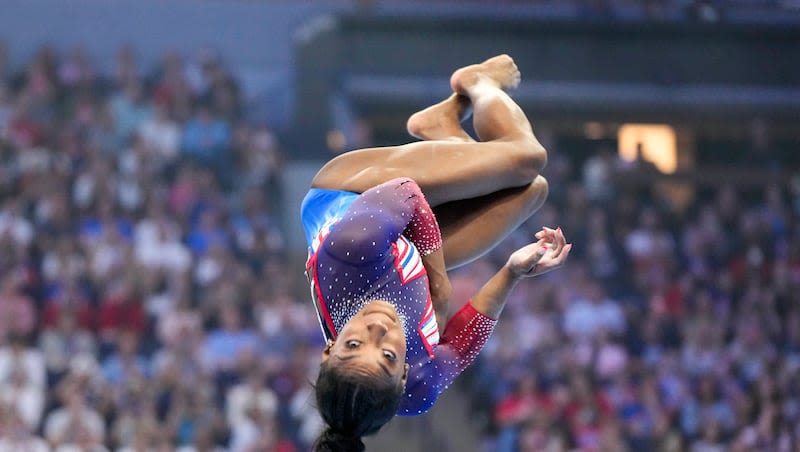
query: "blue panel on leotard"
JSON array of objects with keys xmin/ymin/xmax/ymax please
[{"xmin": 300, "ymin": 188, "xmax": 359, "ymax": 248}]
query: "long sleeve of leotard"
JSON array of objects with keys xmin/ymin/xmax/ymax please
[
  {"xmin": 398, "ymin": 301, "xmax": 498, "ymax": 415},
  {"xmin": 321, "ymin": 178, "xmax": 442, "ymax": 264}
]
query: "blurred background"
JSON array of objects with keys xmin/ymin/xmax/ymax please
[{"xmin": 0, "ymin": 0, "xmax": 799, "ymax": 451}]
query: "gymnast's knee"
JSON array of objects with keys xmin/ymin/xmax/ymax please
[
  {"xmin": 531, "ymin": 175, "xmax": 549, "ymax": 203},
  {"xmin": 508, "ymin": 138, "xmax": 547, "ymax": 184},
  {"xmin": 526, "ymin": 138, "xmax": 548, "ymax": 173},
  {"xmin": 521, "ymin": 175, "xmax": 549, "ymax": 215}
]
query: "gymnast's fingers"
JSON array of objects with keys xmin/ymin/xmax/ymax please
[
  {"xmin": 548, "ymin": 227, "xmax": 566, "ymax": 259},
  {"xmin": 554, "ymin": 243, "xmax": 573, "ymax": 265},
  {"xmin": 557, "ymin": 227, "xmax": 568, "ymax": 256}
]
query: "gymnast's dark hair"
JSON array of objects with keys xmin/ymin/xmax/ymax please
[{"xmin": 313, "ymin": 360, "xmax": 404, "ymax": 452}]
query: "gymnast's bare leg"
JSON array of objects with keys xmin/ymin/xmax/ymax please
[{"xmin": 311, "ymin": 54, "xmax": 549, "ymax": 269}]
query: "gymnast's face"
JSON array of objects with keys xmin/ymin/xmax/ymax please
[{"xmin": 322, "ymin": 300, "xmax": 410, "ymax": 386}]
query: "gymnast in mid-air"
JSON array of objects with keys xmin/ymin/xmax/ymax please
[{"xmin": 301, "ymin": 55, "xmax": 572, "ymax": 451}]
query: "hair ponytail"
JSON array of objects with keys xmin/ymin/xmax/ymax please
[
  {"xmin": 314, "ymin": 429, "xmax": 365, "ymax": 452},
  {"xmin": 313, "ymin": 361, "xmax": 403, "ymax": 452}
]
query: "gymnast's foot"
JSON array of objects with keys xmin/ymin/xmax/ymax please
[
  {"xmin": 450, "ymin": 54, "xmax": 521, "ymax": 94},
  {"xmin": 406, "ymin": 93, "xmax": 473, "ymax": 142}
]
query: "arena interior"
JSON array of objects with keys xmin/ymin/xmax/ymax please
[{"xmin": 0, "ymin": 1, "xmax": 799, "ymax": 451}]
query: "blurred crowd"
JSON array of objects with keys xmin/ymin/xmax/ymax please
[
  {"xmin": 1, "ymin": 41, "xmax": 799, "ymax": 452},
  {"xmin": 0, "ymin": 43, "xmax": 325, "ymax": 451},
  {"xmin": 463, "ymin": 149, "xmax": 800, "ymax": 451},
  {"xmin": 357, "ymin": 0, "xmax": 800, "ymax": 22}
]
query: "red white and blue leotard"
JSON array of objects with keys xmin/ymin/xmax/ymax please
[{"xmin": 301, "ymin": 178, "xmax": 498, "ymax": 415}]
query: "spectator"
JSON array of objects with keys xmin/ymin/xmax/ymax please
[
  {"xmin": 563, "ymin": 281, "xmax": 625, "ymax": 340},
  {"xmin": 0, "ymin": 407, "xmax": 50, "ymax": 452},
  {"xmin": 0, "ymin": 199, "xmax": 33, "ymax": 246},
  {"xmin": 101, "ymin": 330, "xmax": 150, "ymax": 386},
  {"xmin": 493, "ymin": 373, "xmax": 555, "ymax": 451},
  {"xmin": 0, "ymin": 274, "xmax": 36, "ymax": 341},
  {"xmin": 186, "ymin": 209, "xmax": 230, "ymax": 256},
  {"xmin": 225, "ymin": 369, "xmax": 277, "ymax": 427},
  {"xmin": 134, "ymin": 202, "xmax": 192, "ymax": 276},
  {"xmin": 0, "ymin": 335, "xmax": 45, "ymax": 390},
  {"xmin": 166, "ymin": 384, "xmax": 225, "ymax": 450},
  {"xmin": 97, "ymin": 280, "xmax": 146, "ymax": 343},
  {"xmin": 515, "ymin": 413, "xmax": 568, "ymax": 452},
  {"xmin": 229, "ymin": 406, "xmax": 280, "ymax": 452},
  {"xmin": 108, "ymin": 379, "xmax": 159, "ymax": 450},
  {"xmin": 109, "ymin": 79, "xmax": 152, "ymax": 146},
  {"xmin": 44, "ymin": 392, "xmax": 105, "ymax": 448},
  {"xmin": 231, "ymin": 188, "xmax": 285, "ymax": 269},
  {"xmin": 57, "ymin": 46, "xmax": 95, "ymax": 90},
  {"xmin": 181, "ymin": 105, "xmax": 230, "ymax": 164},
  {"xmin": 38, "ymin": 305, "xmax": 98, "ymax": 379},
  {"xmin": 137, "ymin": 103, "xmax": 181, "ymax": 161},
  {"xmin": 563, "ymin": 373, "xmax": 613, "ymax": 450},
  {"xmin": 582, "ymin": 145, "xmax": 620, "ymax": 205},
  {"xmin": 234, "ymin": 124, "xmax": 283, "ymax": 195},
  {"xmin": 690, "ymin": 419, "xmax": 725, "ymax": 452},
  {"xmin": 0, "ymin": 364, "xmax": 44, "ymax": 431},
  {"xmin": 200, "ymin": 304, "xmax": 259, "ymax": 374}
]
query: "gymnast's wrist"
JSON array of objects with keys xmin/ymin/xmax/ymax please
[{"xmin": 420, "ymin": 242, "xmax": 442, "ymax": 256}]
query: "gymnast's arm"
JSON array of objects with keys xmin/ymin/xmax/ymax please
[
  {"xmin": 401, "ymin": 227, "xmax": 571, "ymax": 414},
  {"xmin": 470, "ymin": 227, "xmax": 571, "ymax": 318},
  {"xmin": 421, "ymin": 247, "xmax": 452, "ymax": 326},
  {"xmin": 387, "ymin": 179, "xmax": 452, "ymax": 321}
]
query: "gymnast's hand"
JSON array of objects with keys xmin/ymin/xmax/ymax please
[{"xmin": 506, "ymin": 227, "xmax": 572, "ymax": 278}]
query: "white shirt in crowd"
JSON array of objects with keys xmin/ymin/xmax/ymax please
[
  {"xmin": 0, "ymin": 346, "xmax": 46, "ymax": 388},
  {"xmin": 0, "ymin": 209, "xmax": 34, "ymax": 245},
  {"xmin": 137, "ymin": 115, "xmax": 180, "ymax": 159},
  {"xmin": 44, "ymin": 406, "xmax": 105, "ymax": 446},
  {"xmin": 55, "ymin": 445, "xmax": 109, "ymax": 452},
  {"xmin": 0, "ymin": 380, "xmax": 44, "ymax": 430},
  {"xmin": 225, "ymin": 383, "xmax": 278, "ymax": 427},
  {"xmin": 0, "ymin": 437, "xmax": 50, "ymax": 452},
  {"xmin": 563, "ymin": 297, "xmax": 625, "ymax": 340},
  {"xmin": 135, "ymin": 219, "xmax": 191, "ymax": 274}
]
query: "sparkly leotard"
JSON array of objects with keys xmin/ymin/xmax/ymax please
[{"xmin": 301, "ymin": 178, "xmax": 498, "ymax": 415}]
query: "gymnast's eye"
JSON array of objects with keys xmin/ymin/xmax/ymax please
[
  {"xmin": 346, "ymin": 340, "xmax": 361, "ymax": 349},
  {"xmin": 383, "ymin": 350, "xmax": 397, "ymax": 361}
]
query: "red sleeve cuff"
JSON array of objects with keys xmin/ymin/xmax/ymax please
[{"xmin": 441, "ymin": 301, "xmax": 498, "ymax": 342}]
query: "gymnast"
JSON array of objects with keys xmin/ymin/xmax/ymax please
[{"xmin": 300, "ymin": 55, "xmax": 572, "ymax": 451}]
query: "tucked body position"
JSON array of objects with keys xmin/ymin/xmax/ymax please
[{"xmin": 301, "ymin": 55, "xmax": 572, "ymax": 451}]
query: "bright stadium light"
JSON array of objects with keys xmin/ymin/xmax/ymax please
[{"xmin": 618, "ymin": 124, "xmax": 678, "ymax": 174}]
